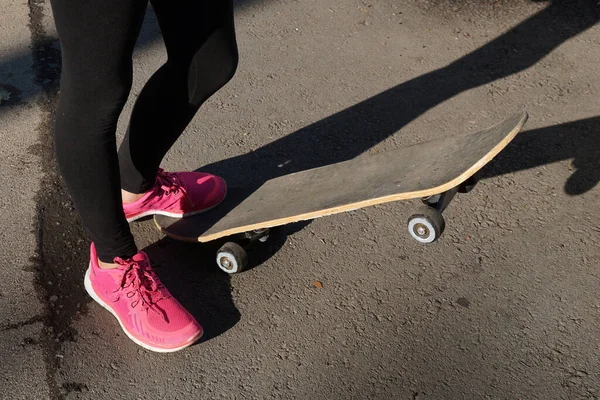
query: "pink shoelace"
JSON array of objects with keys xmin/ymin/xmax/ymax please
[
  {"xmin": 155, "ymin": 168, "xmax": 187, "ymax": 197},
  {"xmin": 113, "ymin": 256, "xmax": 170, "ymax": 321}
]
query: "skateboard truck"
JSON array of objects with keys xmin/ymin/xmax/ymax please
[
  {"xmin": 407, "ymin": 175, "xmax": 478, "ymax": 244},
  {"xmin": 216, "ymin": 229, "xmax": 270, "ymax": 274}
]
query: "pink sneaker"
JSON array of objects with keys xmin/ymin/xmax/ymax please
[
  {"xmin": 84, "ymin": 243, "xmax": 203, "ymax": 352},
  {"xmin": 123, "ymin": 169, "xmax": 227, "ymax": 222}
]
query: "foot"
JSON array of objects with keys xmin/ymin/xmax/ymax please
[
  {"xmin": 84, "ymin": 243, "xmax": 203, "ymax": 352},
  {"xmin": 123, "ymin": 169, "xmax": 227, "ymax": 222}
]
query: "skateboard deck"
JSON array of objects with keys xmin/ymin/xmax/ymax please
[{"xmin": 155, "ymin": 112, "xmax": 528, "ymax": 244}]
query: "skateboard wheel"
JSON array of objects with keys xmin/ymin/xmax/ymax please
[
  {"xmin": 407, "ymin": 208, "xmax": 445, "ymax": 244},
  {"xmin": 216, "ymin": 242, "xmax": 248, "ymax": 274}
]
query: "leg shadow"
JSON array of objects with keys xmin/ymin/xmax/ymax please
[
  {"xmin": 199, "ymin": 0, "xmax": 599, "ymax": 189},
  {"xmin": 147, "ymin": 0, "xmax": 598, "ymax": 340},
  {"xmin": 483, "ymin": 116, "xmax": 600, "ymax": 195}
]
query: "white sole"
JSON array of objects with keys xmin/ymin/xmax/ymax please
[{"xmin": 84, "ymin": 266, "xmax": 202, "ymax": 353}]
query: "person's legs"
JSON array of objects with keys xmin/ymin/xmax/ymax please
[
  {"xmin": 50, "ymin": 0, "xmax": 209, "ymax": 352},
  {"xmin": 118, "ymin": 0, "xmax": 238, "ymax": 195},
  {"xmin": 50, "ymin": 0, "xmax": 146, "ymax": 263},
  {"xmin": 52, "ymin": 0, "xmax": 237, "ymax": 259}
]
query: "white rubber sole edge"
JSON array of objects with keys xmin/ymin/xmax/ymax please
[
  {"xmin": 84, "ymin": 266, "xmax": 202, "ymax": 353},
  {"xmin": 127, "ymin": 209, "xmax": 188, "ymax": 223}
]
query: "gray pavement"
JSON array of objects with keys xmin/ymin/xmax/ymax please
[
  {"xmin": 1, "ymin": 0, "xmax": 599, "ymax": 398},
  {"xmin": 0, "ymin": 0, "xmax": 48, "ymax": 398}
]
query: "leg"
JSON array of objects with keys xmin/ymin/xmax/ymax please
[
  {"xmin": 50, "ymin": 0, "xmax": 147, "ymax": 263},
  {"xmin": 51, "ymin": 0, "xmax": 205, "ymax": 352},
  {"xmin": 118, "ymin": 0, "xmax": 238, "ymax": 194}
]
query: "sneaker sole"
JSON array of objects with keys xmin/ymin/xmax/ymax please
[
  {"xmin": 126, "ymin": 187, "xmax": 227, "ymax": 223},
  {"xmin": 84, "ymin": 266, "xmax": 203, "ymax": 353}
]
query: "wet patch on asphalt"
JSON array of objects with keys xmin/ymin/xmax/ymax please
[{"xmin": 0, "ymin": 84, "xmax": 23, "ymax": 107}]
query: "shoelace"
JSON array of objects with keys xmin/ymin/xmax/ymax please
[
  {"xmin": 113, "ymin": 256, "xmax": 169, "ymax": 321},
  {"xmin": 156, "ymin": 168, "xmax": 187, "ymax": 197}
]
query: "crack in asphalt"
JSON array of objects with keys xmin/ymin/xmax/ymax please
[{"xmin": 0, "ymin": 315, "xmax": 45, "ymax": 332}]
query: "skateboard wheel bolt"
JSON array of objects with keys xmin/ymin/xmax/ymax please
[
  {"xmin": 415, "ymin": 224, "xmax": 429, "ymax": 237},
  {"xmin": 220, "ymin": 257, "xmax": 232, "ymax": 269}
]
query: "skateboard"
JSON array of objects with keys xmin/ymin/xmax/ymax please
[{"xmin": 155, "ymin": 112, "xmax": 528, "ymax": 274}]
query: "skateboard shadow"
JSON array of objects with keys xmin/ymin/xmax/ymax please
[
  {"xmin": 141, "ymin": 237, "xmax": 241, "ymax": 342},
  {"xmin": 140, "ymin": 224, "xmax": 288, "ymax": 342}
]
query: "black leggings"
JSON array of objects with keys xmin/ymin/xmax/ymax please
[{"xmin": 50, "ymin": 0, "xmax": 238, "ymax": 262}]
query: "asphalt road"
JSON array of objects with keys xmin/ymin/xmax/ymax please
[{"xmin": 0, "ymin": 0, "xmax": 599, "ymax": 398}]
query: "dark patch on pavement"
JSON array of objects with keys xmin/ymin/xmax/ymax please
[
  {"xmin": 60, "ymin": 382, "xmax": 89, "ymax": 396},
  {"xmin": 0, "ymin": 84, "xmax": 23, "ymax": 106},
  {"xmin": 456, "ymin": 297, "xmax": 471, "ymax": 308},
  {"xmin": 22, "ymin": 336, "xmax": 40, "ymax": 347}
]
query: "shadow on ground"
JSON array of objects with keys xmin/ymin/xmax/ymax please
[
  {"xmin": 141, "ymin": 224, "xmax": 287, "ymax": 342},
  {"xmin": 191, "ymin": 0, "xmax": 598, "ymax": 240},
  {"xmin": 29, "ymin": 0, "xmax": 599, "ymax": 348},
  {"xmin": 484, "ymin": 116, "xmax": 600, "ymax": 195},
  {"xmin": 142, "ymin": 238, "xmax": 241, "ymax": 342},
  {"xmin": 199, "ymin": 0, "xmax": 599, "ymax": 190},
  {"xmin": 13, "ymin": 0, "xmax": 599, "ymax": 395}
]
